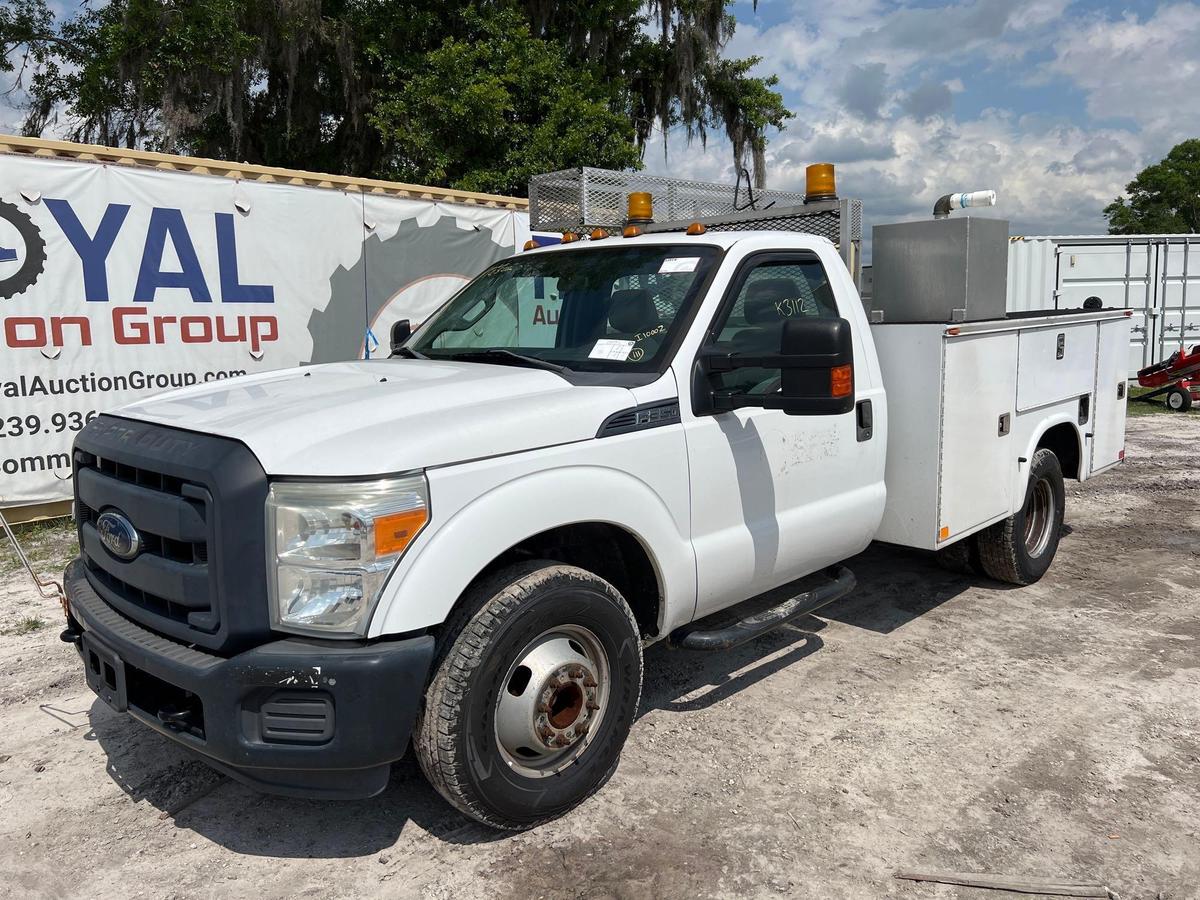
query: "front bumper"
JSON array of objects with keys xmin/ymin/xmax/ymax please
[{"xmin": 64, "ymin": 558, "xmax": 435, "ymax": 799}]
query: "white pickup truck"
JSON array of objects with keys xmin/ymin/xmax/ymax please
[{"xmin": 61, "ymin": 184, "xmax": 1130, "ymax": 830}]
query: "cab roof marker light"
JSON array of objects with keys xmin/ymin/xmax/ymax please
[
  {"xmin": 590, "ymin": 227, "xmax": 608, "ymax": 240},
  {"xmin": 523, "ymin": 239, "xmax": 537, "ymax": 251},
  {"xmin": 686, "ymin": 222, "xmax": 707, "ymax": 235}
]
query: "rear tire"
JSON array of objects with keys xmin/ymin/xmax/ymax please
[
  {"xmin": 1166, "ymin": 386, "xmax": 1192, "ymax": 412},
  {"xmin": 977, "ymin": 448, "xmax": 1065, "ymax": 586},
  {"xmin": 414, "ymin": 561, "xmax": 643, "ymax": 830}
]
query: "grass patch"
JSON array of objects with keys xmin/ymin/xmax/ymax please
[
  {"xmin": 0, "ymin": 517, "xmax": 77, "ymax": 576},
  {"xmin": 3, "ymin": 616, "xmax": 47, "ymax": 636}
]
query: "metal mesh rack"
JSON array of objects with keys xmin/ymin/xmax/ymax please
[
  {"xmin": 529, "ymin": 167, "xmax": 863, "ymax": 283},
  {"xmin": 530, "ymin": 167, "xmax": 810, "ymax": 231}
]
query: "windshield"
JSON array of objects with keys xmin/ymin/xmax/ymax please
[{"xmin": 409, "ymin": 244, "xmax": 720, "ymax": 372}]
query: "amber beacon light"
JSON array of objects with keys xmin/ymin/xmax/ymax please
[
  {"xmin": 626, "ymin": 191, "xmax": 654, "ymax": 224},
  {"xmin": 805, "ymin": 163, "xmax": 837, "ymax": 203}
]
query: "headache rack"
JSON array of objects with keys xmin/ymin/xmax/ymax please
[{"xmin": 529, "ymin": 167, "xmax": 863, "ymax": 283}]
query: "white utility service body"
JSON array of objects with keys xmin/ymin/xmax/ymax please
[
  {"xmin": 61, "ymin": 223, "xmax": 1131, "ymax": 829},
  {"xmin": 873, "ymin": 309, "xmax": 1130, "ymax": 550}
]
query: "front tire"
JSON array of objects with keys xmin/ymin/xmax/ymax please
[
  {"xmin": 414, "ymin": 561, "xmax": 643, "ymax": 830},
  {"xmin": 977, "ymin": 448, "xmax": 1066, "ymax": 585}
]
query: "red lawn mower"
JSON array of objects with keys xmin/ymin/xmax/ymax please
[{"xmin": 1137, "ymin": 344, "xmax": 1200, "ymax": 412}]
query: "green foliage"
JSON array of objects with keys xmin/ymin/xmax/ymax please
[
  {"xmin": 4, "ymin": 616, "xmax": 47, "ymax": 636},
  {"xmin": 1105, "ymin": 139, "xmax": 1200, "ymax": 235},
  {"xmin": 370, "ymin": 7, "xmax": 641, "ymax": 194},
  {"xmin": 1, "ymin": 0, "xmax": 793, "ymax": 194}
]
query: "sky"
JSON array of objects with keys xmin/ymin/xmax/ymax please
[{"xmin": 641, "ymin": 0, "xmax": 1200, "ymax": 240}]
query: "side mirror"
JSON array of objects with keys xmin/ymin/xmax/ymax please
[
  {"xmin": 698, "ymin": 316, "xmax": 855, "ymax": 416},
  {"xmin": 389, "ymin": 319, "xmax": 412, "ymax": 357},
  {"xmin": 778, "ymin": 317, "xmax": 855, "ymax": 415}
]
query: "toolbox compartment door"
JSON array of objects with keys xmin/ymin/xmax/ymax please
[
  {"xmin": 1090, "ymin": 318, "xmax": 1131, "ymax": 474},
  {"xmin": 1016, "ymin": 323, "xmax": 1097, "ymax": 411},
  {"xmin": 938, "ymin": 332, "xmax": 1018, "ymax": 540}
]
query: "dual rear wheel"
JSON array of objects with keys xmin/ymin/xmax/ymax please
[{"xmin": 937, "ymin": 447, "xmax": 1066, "ymax": 586}]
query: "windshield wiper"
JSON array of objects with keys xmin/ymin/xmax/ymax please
[
  {"xmin": 392, "ymin": 346, "xmax": 424, "ymax": 359},
  {"xmin": 444, "ymin": 349, "xmax": 570, "ymax": 375}
]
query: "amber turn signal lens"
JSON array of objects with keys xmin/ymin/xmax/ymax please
[
  {"xmin": 830, "ymin": 364, "xmax": 853, "ymax": 398},
  {"xmin": 561, "ymin": 231, "xmax": 580, "ymax": 244},
  {"xmin": 375, "ymin": 508, "xmax": 428, "ymax": 557},
  {"xmin": 939, "ymin": 526, "xmax": 950, "ymax": 541},
  {"xmin": 686, "ymin": 222, "xmax": 707, "ymax": 235},
  {"xmin": 523, "ymin": 239, "xmax": 537, "ymax": 251},
  {"xmin": 622, "ymin": 225, "xmax": 643, "ymax": 238},
  {"xmin": 590, "ymin": 227, "xmax": 608, "ymax": 240}
]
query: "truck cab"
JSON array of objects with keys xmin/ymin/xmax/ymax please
[{"xmin": 62, "ymin": 196, "xmax": 1129, "ymax": 830}]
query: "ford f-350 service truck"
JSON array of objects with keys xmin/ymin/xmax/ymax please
[{"xmin": 60, "ymin": 169, "xmax": 1130, "ymax": 830}]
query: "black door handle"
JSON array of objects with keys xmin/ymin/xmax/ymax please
[{"xmin": 856, "ymin": 400, "xmax": 873, "ymax": 442}]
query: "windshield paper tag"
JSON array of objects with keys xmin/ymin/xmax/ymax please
[
  {"xmin": 589, "ymin": 339, "xmax": 636, "ymax": 361},
  {"xmin": 659, "ymin": 257, "xmax": 700, "ymax": 274}
]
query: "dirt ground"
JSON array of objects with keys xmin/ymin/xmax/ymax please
[{"xmin": 1, "ymin": 413, "xmax": 1197, "ymax": 900}]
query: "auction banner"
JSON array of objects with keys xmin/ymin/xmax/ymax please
[{"xmin": 0, "ymin": 153, "xmax": 529, "ymax": 506}]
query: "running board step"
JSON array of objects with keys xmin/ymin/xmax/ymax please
[{"xmin": 668, "ymin": 565, "xmax": 856, "ymax": 651}]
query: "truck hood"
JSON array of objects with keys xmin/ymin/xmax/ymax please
[{"xmin": 114, "ymin": 360, "xmax": 634, "ymax": 476}]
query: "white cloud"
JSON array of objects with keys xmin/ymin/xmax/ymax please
[
  {"xmin": 1048, "ymin": 2, "xmax": 1200, "ymax": 138},
  {"xmin": 646, "ymin": 0, "xmax": 1200, "ymax": 247}
]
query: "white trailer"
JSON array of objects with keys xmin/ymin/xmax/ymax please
[{"xmin": 1008, "ymin": 234, "xmax": 1200, "ymax": 375}]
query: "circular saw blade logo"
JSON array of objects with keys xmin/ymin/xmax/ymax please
[{"xmin": 0, "ymin": 198, "xmax": 47, "ymax": 300}]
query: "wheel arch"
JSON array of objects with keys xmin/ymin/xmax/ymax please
[
  {"xmin": 368, "ymin": 466, "xmax": 695, "ymax": 639},
  {"xmin": 1033, "ymin": 420, "xmax": 1083, "ymax": 480}
]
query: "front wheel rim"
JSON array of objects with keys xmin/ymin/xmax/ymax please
[
  {"xmin": 1169, "ymin": 392, "xmax": 1184, "ymax": 409},
  {"xmin": 493, "ymin": 624, "xmax": 610, "ymax": 778},
  {"xmin": 1023, "ymin": 477, "xmax": 1056, "ymax": 558}
]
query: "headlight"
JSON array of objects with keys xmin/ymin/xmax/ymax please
[{"xmin": 266, "ymin": 474, "xmax": 429, "ymax": 636}]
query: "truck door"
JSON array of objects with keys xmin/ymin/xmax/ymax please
[{"xmin": 682, "ymin": 252, "xmax": 886, "ymax": 620}]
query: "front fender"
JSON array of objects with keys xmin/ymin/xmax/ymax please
[{"xmin": 367, "ymin": 465, "xmax": 696, "ymax": 637}]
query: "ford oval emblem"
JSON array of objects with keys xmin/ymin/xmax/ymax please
[{"xmin": 96, "ymin": 510, "xmax": 141, "ymax": 561}]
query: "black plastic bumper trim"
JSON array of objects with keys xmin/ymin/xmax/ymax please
[{"xmin": 66, "ymin": 558, "xmax": 436, "ymax": 799}]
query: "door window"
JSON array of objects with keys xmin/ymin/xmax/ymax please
[{"xmin": 706, "ymin": 257, "xmax": 839, "ymax": 395}]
